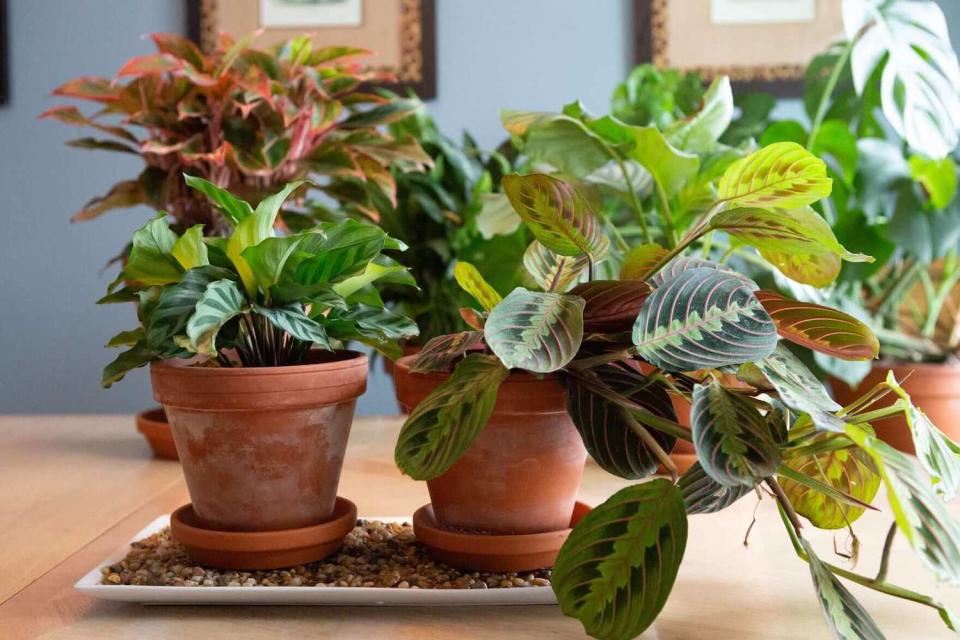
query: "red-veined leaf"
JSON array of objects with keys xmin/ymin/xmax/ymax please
[{"xmin": 571, "ymin": 280, "xmax": 651, "ymax": 333}]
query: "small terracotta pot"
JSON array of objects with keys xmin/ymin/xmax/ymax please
[
  {"xmin": 394, "ymin": 356, "xmax": 587, "ymax": 535},
  {"xmin": 151, "ymin": 351, "xmax": 367, "ymax": 532},
  {"xmin": 135, "ymin": 408, "xmax": 179, "ymax": 460},
  {"xmin": 385, "ymin": 344, "xmax": 421, "ymax": 414},
  {"xmin": 666, "ymin": 396, "xmax": 697, "ymax": 474},
  {"xmin": 830, "ymin": 361, "xmax": 960, "ymax": 454}
]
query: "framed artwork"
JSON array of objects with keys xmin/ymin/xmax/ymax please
[
  {"xmin": 634, "ymin": 0, "xmax": 844, "ymax": 96},
  {"xmin": 186, "ymin": 0, "xmax": 436, "ymax": 99},
  {"xmin": 0, "ymin": 0, "xmax": 7, "ymax": 106}
]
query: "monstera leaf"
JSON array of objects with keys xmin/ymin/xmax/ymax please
[
  {"xmin": 709, "ymin": 207, "xmax": 872, "ymax": 286},
  {"xmin": 666, "ymin": 76, "xmax": 734, "ymax": 153},
  {"xmin": 781, "ymin": 436, "xmax": 881, "ymax": 529},
  {"xmin": 501, "ymin": 110, "xmax": 612, "ymax": 176},
  {"xmin": 502, "ymin": 173, "xmax": 610, "ymax": 259},
  {"xmin": 844, "ymin": 0, "xmax": 960, "ymax": 158},
  {"xmin": 565, "ymin": 365, "xmax": 676, "ymax": 479},
  {"xmin": 756, "ymin": 290, "xmax": 879, "ymax": 360},
  {"xmin": 632, "ymin": 267, "xmax": 778, "ymax": 372},
  {"xmin": 553, "ymin": 480, "xmax": 688, "ymax": 640},
  {"xmin": 691, "ymin": 378, "xmax": 781, "ymax": 487},
  {"xmin": 484, "ymin": 288, "xmax": 585, "ymax": 373},
  {"xmin": 453, "ymin": 261, "xmax": 502, "ymax": 311},
  {"xmin": 620, "ymin": 243, "xmax": 669, "ymax": 281},
  {"xmin": 523, "ymin": 240, "xmax": 590, "ymax": 292},
  {"xmin": 803, "ymin": 540, "xmax": 886, "ymax": 640},
  {"xmin": 571, "ymin": 280, "xmax": 651, "ymax": 333},
  {"xmin": 846, "ymin": 424, "xmax": 960, "ymax": 584},
  {"xmin": 410, "ymin": 331, "xmax": 485, "ymax": 374},
  {"xmin": 679, "ymin": 461, "xmax": 754, "ymax": 515},
  {"xmin": 394, "ymin": 354, "xmax": 509, "ymax": 480},
  {"xmin": 717, "ymin": 142, "xmax": 833, "ymax": 210}
]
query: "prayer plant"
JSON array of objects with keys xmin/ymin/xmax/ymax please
[
  {"xmin": 43, "ymin": 32, "xmax": 429, "ymax": 237},
  {"xmin": 393, "ymin": 142, "xmax": 960, "ymax": 639},
  {"xmin": 99, "ymin": 176, "xmax": 417, "ymax": 386}
]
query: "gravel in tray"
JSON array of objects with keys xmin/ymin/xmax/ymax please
[{"xmin": 100, "ymin": 519, "xmax": 553, "ymax": 589}]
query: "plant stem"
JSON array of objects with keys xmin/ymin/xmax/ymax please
[
  {"xmin": 807, "ymin": 38, "xmax": 854, "ymax": 151},
  {"xmin": 767, "ymin": 477, "xmax": 803, "ymax": 532},
  {"xmin": 616, "ymin": 155, "xmax": 651, "ymax": 244},
  {"xmin": 622, "ymin": 408, "xmax": 678, "ymax": 480},
  {"xmin": 875, "ymin": 523, "xmax": 897, "ymax": 583},
  {"xmin": 655, "ymin": 181, "xmax": 677, "ymax": 248},
  {"xmin": 646, "ymin": 202, "xmax": 726, "ymax": 277}
]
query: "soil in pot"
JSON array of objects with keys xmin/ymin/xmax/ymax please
[
  {"xmin": 135, "ymin": 408, "xmax": 179, "ymax": 460},
  {"xmin": 831, "ymin": 361, "xmax": 960, "ymax": 453},
  {"xmin": 151, "ymin": 350, "xmax": 367, "ymax": 568}
]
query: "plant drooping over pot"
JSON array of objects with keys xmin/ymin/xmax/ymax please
[
  {"xmin": 42, "ymin": 32, "xmax": 430, "ymax": 237},
  {"xmin": 100, "ymin": 175, "xmax": 418, "ymax": 384},
  {"xmin": 394, "ymin": 139, "xmax": 960, "ymax": 638}
]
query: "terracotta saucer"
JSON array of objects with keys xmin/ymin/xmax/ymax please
[
  {"xmin": 170, "ymin": 497, "xmax": 357, "ymax": 570},
  {"xmin": 413, "ymin": 501, "xmax": 591, "ymax": 572},
  {"xmin": 135, "ymin": 408, "xmax": 179, "ymax": 461}
]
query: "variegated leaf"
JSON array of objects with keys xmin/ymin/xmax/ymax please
[
  {"xmin": 633, "ymin": 267, "xmax": 777, "ymax": 372},
  {"xmin": 502, "ymin": 173, "xmax": 610, "ymax": 259},
  {"xmin": 553, "ymin": 480, "xmax": 687, "ymax": 640},
  {"xmin": 523, "ymin": 240, "xmax": 590, "ymax": 292},
  {"xmin": 410, "ymin": 331, "xmax": 485, "ymax": 374},
  {"xmin": 679, "ymin": 460, "xmax": 754, "ymax": 515},
  {"xmin": 620, "ymin": 243, "xmax": 668, "ymax": 281},
  {"xmin": 571, "ymin": 280, "xmax": 651, "ymax": 333},
  {"xmin": 565, "ymin": 365, "xmax": 676, "ymax": 479},
  {"xmin": 803, "ymin": 539, "xmax": 887, "ymax": 640},
  {"xmin": 186, "ymin": 279, "xmax": 245, "ymax": 356},
  {"xmin": 484, "ymin": 288, "xmax": 585, "ymax": 373},
  {"xmin": 394, "ymin": 354, "xmax": 509, "ymax": 480},
  {"xmin": 846, "ymin": 424, "xmax": 960, "ymax": 584},
  {"xmin": 756, "ymin": 290, "xmax": 879, "ymax": 361},
  {"xmin": 647, "ymin": 256, "xmax": 751, "ymax": 289},
  {"xmin": 145, "ymin": 266, "xmax": 237, "ymax": 348},
  {"xmin": 717, "ymin": 141, "xmax": 833, "ymax": 210},
  {"xmin": 691, "ymin": 378, "xmax": 781, "ymax": 487},
  {"xmin": 254, "ymin": 304, "xmax": 331, "ymax": 349},
  {"xmin": 453, "ymin": 261, "xmax": 502, "ymax": 311}
]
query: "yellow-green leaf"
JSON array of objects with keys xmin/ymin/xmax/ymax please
[
  {"xmin": 453, "ymin": 261, "xmax": 502, "ymax": 311},
  {"xmin": 171, "ymin": 224, "xmax": 209, "ymax": 270},
  {"xmin": 620, "ymin": 243, "xmax": 669, "ymax": 281},
  {"xmin": 717, "ymin": 142, "xmax": 833, "ymax": 210}
]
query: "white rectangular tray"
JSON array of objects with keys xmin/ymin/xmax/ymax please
[{"xmin": 75, "ymin": 515, "xmax": 558, "ymax": 606}]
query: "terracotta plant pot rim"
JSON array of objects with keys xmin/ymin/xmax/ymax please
[
  {"xmin": 171, "ymin": 496, "xmax": 357, "ymax": 552},
  {"xmin": 153, "ymin": 349, "xmax": 366, "ymax": 378},
  {"xmin": 135, "ymin": 407, "xmax": 179, "ymax": 460},
  {"xmin": 394, "ymin": 354, "xmax": 560, "ymax": 383}
]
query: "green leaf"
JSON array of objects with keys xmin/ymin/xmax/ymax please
[
  {"xmin": 620, "ymin": 243, "xmax": 669, "ymax": 281},
  {"xmin": 665, "ymin": 76, "xmax": 734, "ymax": 153},
  {"xmin": 475, "ymin": 192, "xmax": 522, "ymax": 239},
  {"xmin": 632, "ymin": 267, "xmax": 777, "ymax": 372},
  {"xmin": 144, "ymin": 266, "xmax": 236, "ymax": 348},
  {"xmin": 717, "ymin": 142, "xmax": 833, "ymax": 210},
  {"xmin": 288, "ymin": 221, "xmax": 387, "ymax": 286},
  {"xmin": 323, "ymin": 304, "xmax": 418, "ymax": 344},
  {"xmin": 171, "ymin": 224, "xmax": 209, "ymax": 270},
  {"xmin": 241, "ymin": 235, "xmax": 305, "ymax": 294},
  {"xmin": 453, "ymin": 261, "xmax": 502, "ymax": 311},
  {"xmin": 803, "ymin": 539, "xmax": 886, "ymax": 640},
  {"xmin": 484, "ymin": 287, "xmax": 585, "ymax": 373},
  {"xmin": 331, "ymin": 259, "xmax": 410, "ymax": 299},
  {"xmin": 410, "ymin": 331, "xmax": 485, "ymax": 373},
  {"xmin": 910, "ymin": 155, "xmax": 958, "ymax": 209},
  {"xmin": 846, "ymin": 424, "xmax": 960, "ymax": 584},
  {"xmin": 71, "ymin": 180, "xmax": 148, "ymax": 221},
  {"xmin": 501, "ymin": 110, "xmax": 612, "ymax": 176},
  {"xmin": 565, "ymin": 366, "xmax": 676, "ymax": 479},
  {"xmin": 648, "ymin": 256, "xmax": 750, "ymax": 289},
  {"xmin": 553, "ymin": 480, "xmax": 687, "ymax": 640},
  {"xmin": 394, "ymin": 354, "xmax": 509, "ymax": 480},
  {"xmin": 523, "ymin": 240, "xmax": 590, "ymax": 293},
  {"xmin": 183, "ymin": 174, "xmax": 253, "ymax": 225},
  {"xmin": 571, "ymin": 280, "xmax": 651, "ymax": 334},
  {"xmin": 105, "ymin": 328, "xmax": 144, "ymax": 348},
  {"xmin": 691, "ymin": 378, "xmax": 781, "ymax": 487},
  {"xmin": 101, "ymin": 340, "xmax": 157, "ymax": 388},
  {"xmin": 756, "ymin": 290, "xmax": 879, "ymax": 361},
  {"xmin": 254, "ymin": 304, "xmax": 331, "ymax": 349},
  {"xmin": 123, "ymin": 216, "xmax": 183, "ymax": 286},
  {"xmin": 678, "ymin": 461, "xmax": 753, "ymax": 515},
  {"xmin": 502, "ymin": 173, "xmax": 610, "ymax": 259},
  {"xmin": 186, "ymin": 280, "xmax": 245, "ymax": 356}
]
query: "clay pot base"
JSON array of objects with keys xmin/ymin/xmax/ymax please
[
  {"xmin": 413, "ymin": 501, "xmax": 591, "ymax": 573},
  {"xmin": 135, "ymin": 408, "xmax": 179, "ymax": 460},
  {"xmin": 170, "ymin": 497, "xmax": 357, "ymax": 570}
]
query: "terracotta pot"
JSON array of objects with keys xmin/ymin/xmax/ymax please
[
  {"xmin": 830, "ymin": 361, "xmax": 960, "ymax": 454},
  {"xmin": 385, "ymin": 343, "xmax": 421, "ymax": 414},
  {"xmin": 135, "ymin": 408, "xmax": 179, "ymax": 460},
  {"xmin": 394, "ymin": 356, "xmax": 587, "ymax": 535},
  {"xmin": 666, "ymin": 396, "xmax": 697, "ymax": 474},
  {"xmin": 151, "ymin": 350, "xmax": 367, "ymax": 532}
]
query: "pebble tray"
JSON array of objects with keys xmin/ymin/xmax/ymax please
[{"xmin": 75, "ymin": 515, "xmax": 558, "ymax": 606}]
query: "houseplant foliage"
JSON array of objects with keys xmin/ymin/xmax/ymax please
[
  {"xmin": 99, "ymin": 175, "xmax": 417, "ymax": 385},
  {"xmin": 42, "ymin": 32, "xmax": 429, "ymax": 236},
  {"xmin": 394, "ymin": 135, "xmax": 960, "ymax": 637}
]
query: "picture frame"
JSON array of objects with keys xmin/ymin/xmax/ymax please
[
  {"xmin": 633, "ymin": 0, "xmax": 844, "ymax": 96},
  {"xmin": 186, "ymin": 0, "xmax": 436, "ymax": 99}
]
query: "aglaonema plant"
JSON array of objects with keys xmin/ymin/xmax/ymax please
[
  {"xmin": 99, "ymin": 175, "xmax": 417, "ymax": 385},
  {"xmin": 393, "ymin": 141, "xmax": 960, "ymax": 638}
]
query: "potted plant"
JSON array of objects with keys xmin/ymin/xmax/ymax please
[
  {"xmin": 394, "ymin": 139, "xmax": 960, "ymax": 638},
  {"xmin": 43, "ymin": 31, "xmax": 429, "ymax": 457},
  {"xmin": 736, "ymin": 0, "xmax": 960, "ymax": 452},
  {"xmin": 100, "ymin": 176, "xmax": 417, "ymax": 569}
]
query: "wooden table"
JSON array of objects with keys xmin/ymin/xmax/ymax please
[{"xmin": 1, "ymin": 415, "xmax": 958, "ymax": 639}]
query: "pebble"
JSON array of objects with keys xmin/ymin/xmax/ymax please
[{"xmin": 100, "ymin": 520, "xmax": 552, "ymax": 590}]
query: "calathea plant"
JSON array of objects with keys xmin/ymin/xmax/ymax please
[
  {"xmin": 393, "ymin": 142, "xmax": 960, "ymax": 638},
  {"xmin": 99, "ymin": 175, "xmax": 417, "ymax": 385}
]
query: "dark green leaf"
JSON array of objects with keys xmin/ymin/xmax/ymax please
[
  {"xmin": 411, "ymin": 331, "xmax": 485, "ymax": 373},
  {"xmin": 803, "ymin": 539, "xmax": 886, "ymax": 639},
  {"xmin": 254, "ymin": 304, "xmax": 331, "ymax": 349},
  {"xmin": 679, "ymin": 461, "xmax": 753, "ymax": 515}
]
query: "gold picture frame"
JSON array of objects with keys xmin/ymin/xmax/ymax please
[{"xmin": 187, "ymin": 0, "xmax": 436, "ymax": 98}]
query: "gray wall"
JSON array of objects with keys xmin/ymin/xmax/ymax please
[{"xmin": 0, "ymin": 0, "xmax": 955, "ymax": 415}]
